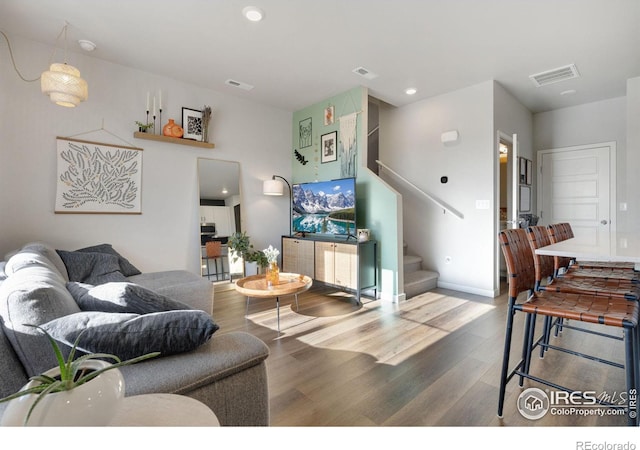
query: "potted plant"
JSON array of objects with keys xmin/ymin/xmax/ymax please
[
  {"xmin": 228, "ymin": 231, "xmax": 268, "ymax": 274},
  {"xmin": 135, "ymin": 120, "xmax": 154, "ymax": 133},
  {"xmin": 0, "ymin": 325, "xmax": 159, "ymax": 426}
]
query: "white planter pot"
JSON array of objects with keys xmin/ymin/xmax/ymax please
[{"xmin": 1, "ymin": 360, "xmax": 125, "ymax": 427}]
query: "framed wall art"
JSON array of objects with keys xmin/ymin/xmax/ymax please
[
  {"xmin": 299, "ymin": 117, "xmax": 312, "ymax": 148},
  {"xmin": 324, "ymin": 105, "xmax": 334, "ymax": 125},
  {"xmin": 321, "ymin": 131, "xmax": 337, "ymax": 163},
  {"xmin": 55, "ymin": 137, "xmax": 143, "ymax": 214},
  {"xmin": 182, "ymin": 107, "xmax": 203, "ymax": 140}
]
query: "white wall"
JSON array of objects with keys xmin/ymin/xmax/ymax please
[
  {"xmin": 625, "ymin": 77, "xmax": 640, "ymax": 233},
  {"xmin": 532, "ymin": 97, "xmax": 627, "ymax": 230},
  {"xmin": 381, "ymin": 81, "xmax": 496, "ymax": 296},
  {"xmin": 0, "ymin": 35, "xmax": 292, "ymax": 274}
]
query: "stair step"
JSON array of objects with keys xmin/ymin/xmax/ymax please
[
  {"xmin": 404, "ymin": 270, "xmax": 439, "ymax": 299},
  {"xmin": 403, "ymin": 254, "xmax": 423, "ymax": 273}
]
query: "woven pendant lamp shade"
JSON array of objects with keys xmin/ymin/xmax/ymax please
[{"xmin": 41, "ymin": 63, "xmax": 88, "ymax": 107}]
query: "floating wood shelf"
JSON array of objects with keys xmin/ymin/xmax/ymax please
[{"xmin": 133, "ymin": 132, "xmax": 215, "ymax": 149}]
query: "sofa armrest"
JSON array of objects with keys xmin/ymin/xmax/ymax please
[{"xmin": 118, "ymin": 331, "xmax": 270, "ymax": 426}]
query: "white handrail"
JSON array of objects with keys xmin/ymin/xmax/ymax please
[{"xmin": 375, "ymin": 160, "xmax": 464, "ymax": 219}]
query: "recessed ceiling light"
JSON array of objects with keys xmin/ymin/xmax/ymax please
[
  {"xmin": 243, "ymin": 6, "xmax": 265, "ymax": 22},
  {"xmin": 405, "ymin": 87, "xmax": 417, "ymax": 95}
]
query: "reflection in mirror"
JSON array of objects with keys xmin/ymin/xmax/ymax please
[{"xmin": 197, "ymin": 158, "xmax": 243, "ymax": 282}]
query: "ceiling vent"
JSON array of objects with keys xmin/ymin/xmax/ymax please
[
  {"xmin": 529, "ymin": 64, "xmax": 580, "ymax": 87},
  {"xmin": 225, "ymin": 79, "xmax": 254, "ymax": 91},
  {"xmin": 352, "ymin": 66, "xmax": 378, "ymax": 80}
]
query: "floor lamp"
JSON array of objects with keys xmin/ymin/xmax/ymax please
[{"xmin": 263, "ymin": 175, "xmax": 292, "ymax": 235}]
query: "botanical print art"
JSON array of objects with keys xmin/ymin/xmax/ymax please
[{"xmin": 55, "ymin": 138, "xmax": 143, "ymax": 214}]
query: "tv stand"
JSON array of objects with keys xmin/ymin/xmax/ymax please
[{"xmin": 281, "ymin": 235, "xmax": 377, "ymax": 303}]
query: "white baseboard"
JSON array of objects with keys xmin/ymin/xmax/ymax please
[{"xmin": 436, "ymin": 281, "xmax": 496, "ymax": 298}]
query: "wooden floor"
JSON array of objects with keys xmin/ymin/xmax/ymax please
[{"xmin": 212, "ymin": 281, "xmax": 632, "ymax": 427}]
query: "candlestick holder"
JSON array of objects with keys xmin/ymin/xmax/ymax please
[
  {"xmin": 146, "ymin": 110, "xmax": 149, "ymax": 131},
  {"xmin": 159, "ymin": 109, "xmax": 163, "ymax": 135},
  {"xmin": 153, "ymin": 115, "xmax": 157, "ymax": 134}
]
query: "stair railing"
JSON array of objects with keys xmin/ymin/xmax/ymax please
[{"xmin": 375, "ymin": 160, "xmax": 464, "ymax": 220}]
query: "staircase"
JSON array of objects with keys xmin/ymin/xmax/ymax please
[{"xmin": 403, "ymin": 242, "xmax": 439, "ymax": 299}]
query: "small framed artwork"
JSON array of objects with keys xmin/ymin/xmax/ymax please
[
  {"xmin": 324, "ymin": 105, "xmax": 334, "ymax": 126},
  {"xmin": 519, "ymin": 157, "xmax": 527, "ymax": 184},
  {"xmin": 321, "ymin": 131, "xmax": 337, "ymax": 163},
  {"xmin": 299, "ymin": 117, "xmax": 312, "ymax": 148},
  {"xmin": 182, "ymin": 107, "xmax": 203, "ymax": 141},
  {"xmin": 525, "ymin": 159, "xmax": 533, "ymax": 185},
  {"xmin": 519, "ymin": 185, "xmax": 531, "ymax": 212}
]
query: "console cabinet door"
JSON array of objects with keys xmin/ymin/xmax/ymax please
[
  {"xmin": 282, "ymin": 238, "xmax": 314, "ymax": 277},
  {"xmin": 314, "ymin": 241, "xmax": 336, "ymax": 284},
  {"xmin": 334, "ymin": 243, "xmax": 357, "ymax": 289}
]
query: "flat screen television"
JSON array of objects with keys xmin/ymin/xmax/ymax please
[{"xmin": 292, "ymin": 177, "xmax": 356, "ymax": 237}]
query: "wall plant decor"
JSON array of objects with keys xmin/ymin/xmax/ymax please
[{"xmin": 55, "ymin": 138, "xmax": 143, "ymax": 214}]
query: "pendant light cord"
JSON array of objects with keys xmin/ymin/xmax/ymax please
[{"xmin": 1, "ymin": 24, "xmax": 69, "ymax": 83}]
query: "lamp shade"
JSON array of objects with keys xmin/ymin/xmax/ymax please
[
  {"xmin": 41, "ymin": 63, "xmax": 88, "ymax": 107},
  {"xmin": 263, "ymin": 179, "xmax": 284, "ymax": 196}
]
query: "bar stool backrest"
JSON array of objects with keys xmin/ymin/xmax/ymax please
[
  {"xmin": 499, "ymin": 228, "xmax": 536, "ymax": 299},
  {"xmin": 525, "ymin": 226, "xmax": 556, "ymax": 283}
]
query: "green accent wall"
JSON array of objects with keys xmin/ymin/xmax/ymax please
[{"xmin": 292, "ymin": 87, "xmax": 402, "ymax": 300}]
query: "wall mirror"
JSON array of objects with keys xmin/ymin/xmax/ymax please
[{"xmin": 197, "ymin": 158, "xmax": 243, "ymax": 281}]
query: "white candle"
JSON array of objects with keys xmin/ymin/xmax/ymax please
[
  {"xmin": 146, "ymin": 92, "xmax": 150, "ymax": 112},
  {"xmin": 153, "ymin": 97, "xmax": 156, "ymax": 117},
  {"xmin": 159, "ymin": 90, "xmax": 162, "ymax": 110}
]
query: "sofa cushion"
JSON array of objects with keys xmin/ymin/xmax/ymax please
[
  {"xmin": 76, "ymin": 244, "xmax": 141, "ymax": 277},
  {"xmin": 56, "ymin": 250, "xmax": 128, "ymax": 285},
  {"xmin": 41, "ymin": 310, "xmax": 219, "ymax": 360},
  {"xmin": 0, "ymin": 267, "xmax": 82, "ymax": 376},
  {"xmin": 67, "ymin": 281, "xmax": 193, "ymax": 314},
  {"xmin": 5, "ymin": 243, "xmax": 68, "ymax": 282}
]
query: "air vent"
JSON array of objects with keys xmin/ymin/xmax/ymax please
[
  {"xmin": 352, "ymin": 66, "xmax": 378, "ymax": 80},
  {"xmin": 225, "ymin": 79, "xmax": 254, "ymax": 91},
  {"xmin": 529, "ymin": 64, "xmax": 580, "ymax": 87}
]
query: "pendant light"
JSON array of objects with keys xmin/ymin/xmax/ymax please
[{"xmin": 40, "ymin": 24, "xmax": 88, "ymax": 107}]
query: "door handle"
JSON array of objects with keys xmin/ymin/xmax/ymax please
[{"xmin": 600, "ymin": 220, "xmax": 608, "ymax": 225}]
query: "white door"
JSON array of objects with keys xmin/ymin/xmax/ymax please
[{"xmin": 538, "ymin": 142, "xmax": 616, "ymax": 246}]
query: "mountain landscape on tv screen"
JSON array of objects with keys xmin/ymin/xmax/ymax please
[{"xmin": 292, "ymin": 179, "xmax": 356, "ymax": 234}]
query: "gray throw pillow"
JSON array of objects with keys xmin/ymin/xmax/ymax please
[
  {"xmin": 41, "ymin": 310, "xmax": 219, "ymax": 360},
  {"xmin": 76, "ymin": 244, "xmax": 141, "ymax": 277},
  {"xmin": 56, "ymin": 250, "xmax": 127, "ymax": 285},
  {"xmin": 67, "ymin": 281, "xmax": 193, "ymax": 314}
]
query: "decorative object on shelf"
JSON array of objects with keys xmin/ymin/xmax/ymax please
[
  {"xmin": 294, "ymin": 149, "xmax": 308, "ymax": 165},
  {"xmin": 228, "ymin": 232, "xmax": 268, "ymax": 269},
  {"xmin": 0, "ymin": 325, "xmax": 158, "ymax": 426},
  {"xmin": 324, "ymin": 104, "xmax": 334, "ymax": 126},
  {"xmin": 135, "ymin": 120, "xmax": 154, "ymax": 133},
  {"xmin": 263, "ymin": 245, "xmax": 280, "ymax": 286},
  {"xmin": 182, "ymin": 107, "xmax": 203, "ymax": 141},
  {"xmin": 357, "ymin": 228, "xmax": 371, "ymax": 242},
  {"xmin": 55, "ymin": 137, "xmax": 143, "ymax": 214},
  {"xmin": 162, "ymin": 118, "xmax": 184, "ymax": 138},
  {"xmin": 201, "ymin": 105, "xmax": 212, "ymax": 143},
  {"xmin": 263, "ymin": 175, "xmax": 292, "ymax": 235},
  {"xmin": 299, "ymin": 117, "xmax": 312, "ymax": 148},
  {"xmin": 321, "ymin": 131, "xmax": 337, "ymax": 164}
]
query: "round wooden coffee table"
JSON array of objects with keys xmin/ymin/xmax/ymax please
[{"xmin": 235, "ymin": 273, "xmax": 312, "ymax": 333}]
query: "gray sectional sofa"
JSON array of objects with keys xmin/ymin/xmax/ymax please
[{"xmin": 0, "ymin": 242, "xmax": 270, "ymax": 426}]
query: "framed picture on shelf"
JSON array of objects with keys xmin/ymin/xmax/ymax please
[
  {"xmin": 182, "ymin": 107, "xmax": 203, "ymax": 141},
  {"xmin": 321, "ymin": 131, "xmax": 337, "ymax": 163}
]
